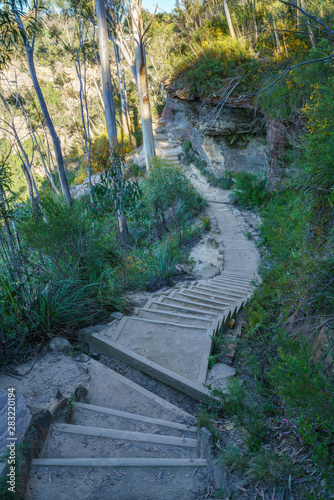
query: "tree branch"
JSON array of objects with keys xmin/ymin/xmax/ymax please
[{"xmin": 277, "ymin": 0, "xmax": 334, "ymax": 37}]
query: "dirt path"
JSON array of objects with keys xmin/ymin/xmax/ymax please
[{"xmin": 1, "ymin": 119, "xmax": 262, "ymax": 500}]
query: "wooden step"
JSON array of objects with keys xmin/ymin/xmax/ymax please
[
  {"xmin": 159, "ymin": 295, "xmax": 225, "ymax": 313},
  {"xmin": 72, "ymin": 402, "xmax": 197, "ymax": 433},
  {"xmin": 146, "ymin": 299, "xmax": 222, "ymax": 319},
  {"xmin": 173, "ymin": 290, "xmax": 235, "ymax": 307},
  {"xmin": 54, "ymin": 423, "xmax": 198, "ymax": 447},
  {"xmin": 32, "ymin": 457, "xmax": 208, "ymax": 467},
  {"xmin": 189, "ymin": 284, "xmax": 247, "ymax": 299},
  {"xmin": 136, "ymin": 308, "xmax": 215, "ymax": 328}
]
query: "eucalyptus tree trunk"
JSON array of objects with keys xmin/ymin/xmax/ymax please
[
  {"xmin": 0, "ymin": 92, "xmax": 40, "ymax": 209},
  {"xmin": 0, "ymin": 186, "xmax": 21, "ymax": 280},
  {"xmin": 223, "ymin": 0, "xmax": 236, "ymax": 38},
  {"xmin": 14, "ymin": 11, "xmax": 72, "ymax": 206},
  {"xmin": 296, "ymin": 0, "xmax": 301, "ymax": 28},
  {"xmin": 76, "ymin": 14, "xmax": 94, "ymax": 203},
  {"xmin": 130, "ymin": 0, "xmax": 155, "ymax": 171},
  {"xmin": 114, "ymin": 42, "xmax": 134, "ymax": 146},
  {"xmin": 120, "ymin": 53, "xmax": 135, "ymax": 147},
  {"xmin": 252, "ymin": 0, "xmax": 258, "ymax": 42},
  {"xmin": 95, "ymin": 0, "xmax": 117, "ymax": 141},
  {"xmin": 95, "ymin": 0, "xmax": 130, "ymax": 247},
  {"xmin": 300, "ymin": 0, "xmax": 317, "ymax": 48},
  {"xmin": 273, "ymin": 18, "xmax": 282, "ymax": 55}
]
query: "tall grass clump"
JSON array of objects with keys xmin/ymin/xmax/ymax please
[
  {"xmin": 124, "ymin": 158, "xmax": 205, "ymax": 290},
  {"xmin": 0, "ymin": 195, "xmax": 127, "ymax": 364}
]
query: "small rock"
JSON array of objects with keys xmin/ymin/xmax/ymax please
[
  {"xmin": 109, "ymin": 312, "xmax": 123, "ymax": 321},
  {"xmin": 207, "ymin": 363, "xmax": 236, "ymax": 391},
  {"xmin": 228, "ymin": 318, "xmax": 236, "ymax": 328},
  {"xmin": 74, "ymin": 385, "xmax": 88, "ymax": 402},
  {"xmin": 154, "ymin": 126, "xmax": 166, "ymax": 133},
  {"xmin": 49, "ymin": 337, "xmax": 71, "ymax": 352},
  {"xmin": 206, "ymin": 237, "xmax": 219, "ymax": 249}
]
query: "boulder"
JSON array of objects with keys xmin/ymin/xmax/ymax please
[
  {"xmin": 49, "ymin": 337, "xmax": 71, "ymax": 352},
  {"xmin": 207, "ymin": 363, "xmax": 236, "ymax": 391}
]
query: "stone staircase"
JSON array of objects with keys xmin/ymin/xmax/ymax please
[
  {"xmin": 79, "ymin": 270, "xmax": 255, "ymax": 403},
  {"xmin": 154, "ymin": 121, "xmax": 182, "ymax": 166},
  {"xmin": 28, "ymin": 358, "xmax": 211, "ymax": 500}
]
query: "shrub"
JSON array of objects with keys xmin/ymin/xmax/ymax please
[
  {"xmin": 0, "ymin": 196, "xmax": 127, "ymax": 364},
  {"xmin": 144, "ymin": 157, "xmax": 205, "ymax": 216},
  {"xmin": 230, "ymin": 172, "xmax": 267, "ymax": 209}
]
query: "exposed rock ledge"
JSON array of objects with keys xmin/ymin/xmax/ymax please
[{"xmin": 161, "ymin": 95, "xmax": 269, "ymax": 178}]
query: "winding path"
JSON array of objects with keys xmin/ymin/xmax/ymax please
[{"xmin": 27, "ymin": 119, "xmax": 260, "ymax": 500}]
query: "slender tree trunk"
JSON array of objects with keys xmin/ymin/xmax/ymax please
[
  {"xmin": 95, "ymin": 0, "xmax": 117, "ymax": 142},
  {"xmin": 114, "ymin": 42, "xmax": 127, "ymax": 141},
  {"xmin": 131, "ymin": 0, "xmax": 155, "ymax": 171},
  {"xmin": 120, "ymin": 53, "xmax": 135, "ymax": 147},
  {"xmin": 273, "ymin": 18, "xmax": 282, "ymax": 55},
  {"xmin": 161, "ymin": 82, "xmax": 165, "ymax": 104},
  {"xmin": 223, "ymin": 0, "xmax": 236, "ymax": 38},
  {"xmin": 15, "ymin": 16, "xmax": 72, "ymax": 205},
  {"xmin": 252, "ymin": 0, "xmax": 258, "ymax": 42},
  {"xmin": 280, "ymin": 20, "xmax": 289, "ymax": 56},
  {"xmin": 95, "ymin": 0, "xmax": 130, "ymax": 247},
  {"xmin": 296, "ymin": 0, "xmax": 301, "ymax": 28},
  {"xmin": 0, "ymin": 187, "xmax": 21, "ymax": 280}
]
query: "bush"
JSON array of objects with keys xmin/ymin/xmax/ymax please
[
  {"xmin": 230, "ymin": 172, "xmax": 267, "ymax": 209},
  {"xmin": 0, "ymin": 196, "xmax": 127, "ymax": 364},
  {"xmin": 144, "ymin": 157, "xmax": 205, "ymax": 217}
]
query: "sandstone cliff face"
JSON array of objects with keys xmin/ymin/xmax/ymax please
[
  {"xmin": 161, "ymin": 94, "xmax": 288, "ymax": 187},
  {"xmin": 161, "ymin": 95, "xmax": 269, "ymax": 178}
]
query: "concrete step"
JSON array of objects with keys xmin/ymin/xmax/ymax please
[
  {"xmin": 209, "ymin": 280, "xmax": 251, "ymax": 292},
  {"xmin": 147, "ymin": 299, "xmax": 222, "ymax": 320},
  {"xmin": 201, "ymin": 283, "xmax": 250, "ymax": 296},
  {"xmin": 177, "ymin": 288, "xmax": 238, "ymax": 305},
  {"xmin": 39, "ymin": 430, "xmax": 199, "ymax": 461},
  {"xmin": 32, "ymin": 457, "xmax": 207, "ymax": 467},
  {"xmin": 158, "ymin": 295, "xmax": 225, "ymax": 314},
  {"xmin": 159, "ymin": 152, "xmax": 180, "ymax": 158},
  {"xmin": 51, "ymin": 423, "xmax": 198, "ymax": 448},
  {"xmin": 154, "ymin": 141, "xmax": 178, "ymax": 149},
  {"xmin": 190, "ymin": 284, "xmax": 248, "ymax": 300},
  {"xmin": 71, "ymin": 402, "xmax": 197, "ymax": 435},
  {"xmin": 215, "ymin": 271, "xmax": 254, "ymax": 283},
  {"xmin": 222, "ymin": 271, "xmax": 255, "ymax": 278},
  {"xmin": 86, "ymin": 331, "xmax": 212, "ymax": 402},
  {"xmin": 136, "ymin": 307, "xmax": 216, "ymax": 329},
  {"xmin": 153, "ymin": 133, "xmax": 168, "ymax": 140},
  {"xmin": 211, "ymin": 278, "xmax": 252, "ymax": 288},
  {"xmin": 171, "ymin": 290, "xmax": 234, "ymax": 307}
]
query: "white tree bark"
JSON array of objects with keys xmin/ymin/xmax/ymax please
[
  {"xmin": 130, "ymin": 0, "xmax": 155, "ymax": 170},
  {"xmin": 223, "ymin": 0, "xmax": 236, "ymax": 38},
  {"xmin": 95, "ymin": 0, "xmax": 118, "ymax": 142},
  {"xmin": 14, "ymin": 7, "xmax": 72, "ymax": 206},
  {"xmin": 95, "ymin": 0, "xmax": 130, "ymax": 247}
]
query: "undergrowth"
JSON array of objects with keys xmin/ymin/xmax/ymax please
[{"xmin": 203, "ymin": 76, "xmax": 334, "ymax": 497}]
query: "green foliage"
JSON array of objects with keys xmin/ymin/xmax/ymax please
[
  {"xmin": 173, "ymin": 36, "xmax": 256, "ymax": 96},
  {"xmin": 92, "ymin": 148, "xmax": 142, "ymax": 217},
  {"xmin": 230, "ymin": 172, "xmax": 267, "ymax": 210},
  {"xmin": 124, "ymin": 234, "xmax": 191, "ymax": 291},
  {"xmin": 219, "ymin": 444, "xmax": 247, "ymax": 471},
  {"xmin": 0, "ymin": 195, "xmax": 127, "ymax": 364},
  {"xmin": 215, "ymin": 378, "xmax": 269, "ymax": 451},
  {"xmin": 143, "ymin": 157, "xmax": 205, "ymax": 218}
]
